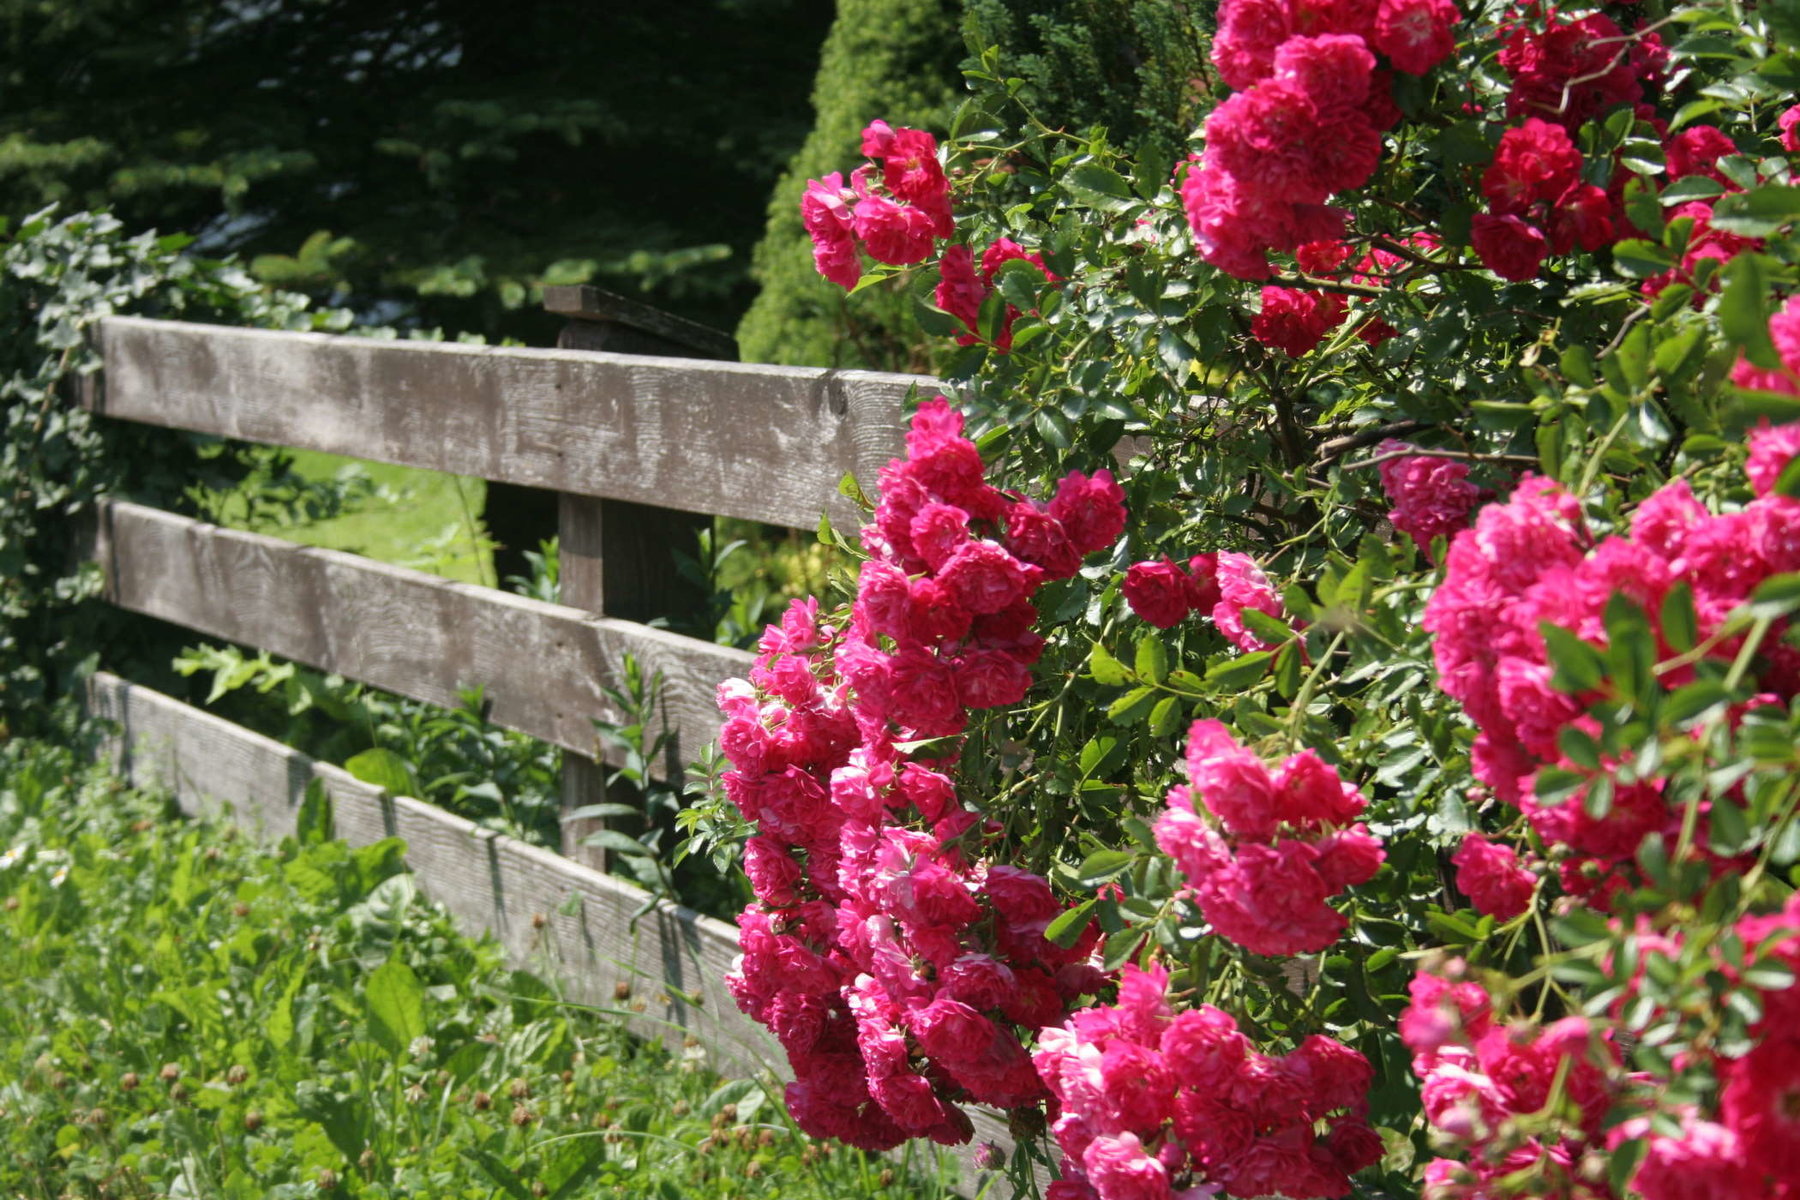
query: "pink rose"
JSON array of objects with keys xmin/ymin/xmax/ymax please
[
  {"xmin": 1123, "ymin": 557, "xmax": 1201, "ymax": 628},
  {"xmin": 938, "ymin": 540, "xmax": 1034, "ymax": 615},
  {"xmin": 1004, "ymin": 501, "xmax": 1082, "ymax": 580},
  {"xmin": 1212, "ymin": 551, "xmax": 1287, "ymax": 651},
  {"xmin": 1451, "ymin": 833, "xmax": 1537, "ymax": 918},
  {"xmin": 1374, "ymin": 0, "xmax": 1459, "ymax": 75},
  {"xmin": 1048, "ymin": 469, "xmax": 1128, "ymax": 554},
  {"xmin": 1081, "ymin": 1133, "xmax": 1172, "ymax": 1200},
  {"xmin": 852, "ymin": 194, "xmax": 937, "ymax": 265},
  {"xmin": 1782, "ymin": 104, "xmax": 1800, "ymax": 155},
  {"xmin": 1470, "ymin": 212, "xmax": 1549, "ymax": 281}
]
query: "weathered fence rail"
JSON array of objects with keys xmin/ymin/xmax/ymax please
[
  {"xmin": 91, "ymin": 498, "xmax": 752, "ymax": 766},
  {"xmin": 77, "ymin": 310, "xmax": 1030, "ymax": 1192},
  {"xmin": 85, "ymin": 315, "xmax": 917, "ymax": 532}
]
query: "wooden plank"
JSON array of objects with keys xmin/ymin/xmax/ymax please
[
  {"xmin": 544, "ymin": 283, "xmax": 738, "ymax": 360},
  {"xmin": 84, "ymin": 673, "xmax": 1033, "ymax": 1193},
  {"xmin": 90, "ymin": 499, "xmax": 753, "ymax": 774},
  {"xmin": 87, "ymin": 315, "xmax": 923, "ymax": 532}
]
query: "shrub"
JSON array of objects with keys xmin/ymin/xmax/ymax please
[{"xmin": 708, "ymin": 2, "xmax": 1800, "ymax": 1196}]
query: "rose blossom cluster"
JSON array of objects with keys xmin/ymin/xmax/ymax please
[
  {"xmin": 1608, "ymin": 896, "xmax": 1800, "ymax": 1198},
  {"xmin": 720, "ymin": 396, "xmax": 1125, "ymax": 1149},
  {"xmin": 934, "ymin": 236, "xmax": 1056, "ymax": 352},
  {"xmin": 1250, "ymin": 233, "xmax": 1441, "ymax": 357},
  {"xmin": 1421, "ymin": 420, "xmax": 1800, "ymax": 905},
  {"xmin": 1373, "ymin": 440, "xmax": 1494, "ymax": 557},
  {"xmin": 1182, "ymin": 0, "xmax": 1460, "ymax": 280},
  {"xmin": 1413, "ymin": 897, "xmax": 1800, "ymax": 1199},
  {"xmin": 1154, "ymin": 720, "xmax": 1384, "ymax": 957},
  {"xmin": 1470, "ymin": 117, "xmax": 1616, "ymax": 282},
  {"xmin": 1496, "ymin": 4, "xmax": 1651, "ymax": 134},
  {"xmin": 1122, "ymin": 552, "xmax": 1290, "ymax": 652},
  {"xmin": 1032, "ymin": 965, "xmax": 1383, "ymax": 1200},
  {"xmin": 1469, "ymin": 4, "xmax": 1789, "ymax": 286},
  {"xmin": 1402, "ymin": 958, "xmax": 1625, "ymax": 1200},
  {"xmin": 802, "ymin": 120, "xmax": 953, "ymax": 289}
]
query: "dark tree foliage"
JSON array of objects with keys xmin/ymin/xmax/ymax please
[
  {"xmin": 960, "ymin": 0, "xmax": 1214, "ymax": 175},
  {"xmin": 0, "ymin": 0, "xmax": 835, "ymax": 339}
]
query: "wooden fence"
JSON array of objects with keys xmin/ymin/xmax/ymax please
[{"xmin": 76, "ymin": 302, "xmax": 1037, "ymax": 1188}]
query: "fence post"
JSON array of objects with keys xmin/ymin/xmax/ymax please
[{"xmin": 543, "ymin": 285, "xmax": 736, "ymax": 870}]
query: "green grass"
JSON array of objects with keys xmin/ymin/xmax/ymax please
[
  {"xmin": 204, "ymin": 448, "xmax": 496, "ymax": 587},
  {"xmin": 0, "ymin": 738, "xmax": 961, "ymax": 1200}
]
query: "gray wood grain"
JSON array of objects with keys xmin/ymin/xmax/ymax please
[
  {"xmin": 85, "ymin": 673, "xmax": 1040, "ymax": 1194},
  {"xmin": 545, "ymin": 284, "xmax": 738, "ymax": 361},
  {"xmin": 87, "ymin": 316, "xmax": 924, "ymax": 532},
  {"xmin": 91, "ymin": 500, "xmax": 754, "ymax": 775}
]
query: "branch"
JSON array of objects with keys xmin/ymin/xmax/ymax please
[
  {"xmin": 1341, "ymin": 447, "xmax": 1541, "ymax": 472},
  {"xmin": 1313, "ymin": 419, "xmax": 1434, "ymax": 465}
]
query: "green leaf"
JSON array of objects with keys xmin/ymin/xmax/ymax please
[
  {"xmin": 911, "ymin": 295, "xmax": 962, "ymax": 338},
  {"xmin": 1710, "ymin": 185, "xmax": 1800, "ymax": 238},
  {"xmin": 581, "ymin": 829, "xmax": 653, "ymax": 857},
  {"xmin": 1273, "ymin": 640, "xmax": 1301, "ymax": 700},
  {"xmin": 1610, "ymin": 239, "xmax": 1673, "ymax": 278},
  {"xmin": 1063, "ymin": 162, "xmax": 1137, "ymax": 212},
  {"xmin": 345, "ymin": 747, "xmax": 417, "ymax": 797},
  {"xmin": 1089, "ymin": 642, "xmax": 1133, "ymax": 685},
  {"xmin": 1534, "ymin": 767, "xmax": 1587, "ymax": 806},
  {"xmin": 1239, "ymin": 607, "xmax": 1294, "ymax": 645},
  {"xmin": 1075, "ymin": 849, "xmax": 1133, "ymax": 885},
  {"xmin": 1776, "ymin": 453, "xmax": 1800, "ymax": 499},
  {"xmin": 1747, "ymin": 573, "xmax": 1800, "ymax": 620},
  {"xmin": 1709, "ymin": 800, "xmax": 1754, "ymax": 856},
  {"xmin": 1101, "ymin": 928, "xmax": 1150, "ymax": 973},
  {"xmin": 1540, "ymin": 623, "xmax": 1605, "ymax": 694},
  {"xmin": 994, "ymin": 257, "xmax": 1045, "ymax": 309},
  {"xmin": 1204, "ymin": 651, "xmax": 1273, "ymax": 690},
  {"xmin": 848, "ymin": 268, "xmax": 895, "ymax": 296},
  {"xmin": 1107, "ymin": 686, "xmax": 1158, "ymax": 725},
  {"xmin": 1721, "ymin": 253, "xmax": 1780, "ymax": 370},
  {"xmin": 1663, "ymin": 679, "xmax": 1732, "ymax": 726},
  {"xmin": 296, "ymin": 779, "xmax": 335, "ymax": 846},
  {"xmin": 1149, "ymin": 695, "xmax": 1181, "ymax": 739},
  {"xmin": 1134, "ymin": 633, "xmax": 1169, "ymax": 685},
  {"xmin": 1045, "ymin": 899, "xmax": 1098, "ymax": 948},
  {"xmin": 1035, "ymin": 405, "xmax": 1072, "ymax": 449},
  {"xmin": 365, "ymin": 959, "xmax": 426, "ymax": 1058},
  {"xmin": 1078, "ymin": 734, "xmax": 1124, "ymax": 778},
  {"xmin": 1659, "ymin": 176, "xmax": 1726, "ymax": 204}
]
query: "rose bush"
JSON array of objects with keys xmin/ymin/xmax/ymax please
[{"xmin": 713, "ymin": 1, "xmax": 1800, "ymax": 1196}]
